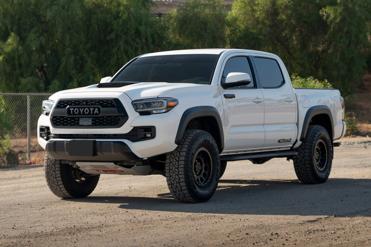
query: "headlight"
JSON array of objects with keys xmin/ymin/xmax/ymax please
[
  {"xmin": 42, "ymin": 100, "xmax": 55, "ymax": 115},
  {"xmin": 132, "ymin": 97, "xmax": 178, "ymax": 115}
]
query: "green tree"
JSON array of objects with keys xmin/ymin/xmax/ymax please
[
  {"xmin": 227, "ymin": 0, "xmax": 370, "ymax": 95},
  {"xmin": 228, "ymin": 0, "xmax": 332, "ymax": 75},
  {"xmin": 0, "ymin": 0, "xmax": 165, "ymax": 92},
  {"xmin": 168, "ymin": 0, "xmax": 226, "ymax": 48},
  {"xmin": 83, "ymin": 0, "xmax": 166, "ymax": 79},
  {"xmin": 321, "ymin": 0, "xmax": 370, "ymax": 94},
  {"xmin": 0, "ymin": 0, "xmax": 369, "ymax": 95}
]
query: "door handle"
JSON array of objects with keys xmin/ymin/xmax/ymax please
[
  {"xmin": 224, "ymin": 94, "xmax": 236, "ymax": 99},
  {"xmin": 252, "ymin": 98, "xmax": 263, "ymax": 104},
  {"xmin": 284, "ymin": 97, "xmax": 294, "ymax": 103}
]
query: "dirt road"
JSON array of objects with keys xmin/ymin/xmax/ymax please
[{"xmin": 1, "ymin": 138, "xmax": 370, "ymax": 247}]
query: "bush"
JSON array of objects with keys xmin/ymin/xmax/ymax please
[
  {"xmin": 291, "ymin": 76, "xmax": 359, "ymax": 136},
  {"xmin": 291, "ymin": 75, "xmax": 333, "ymax": 89},
  {"xmin": 0, "ymin": 96, "xmax": 11, "ymax": 157},
  {"xmin": 344, "ymin": 112, "xmax": 359, "ymax": 136}
]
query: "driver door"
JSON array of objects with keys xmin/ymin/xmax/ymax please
[{"xmin": 222, "ymin": 56, "xmax": 265, "ymax": 153}]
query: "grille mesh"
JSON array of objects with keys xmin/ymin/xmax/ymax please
[
  {"xmin": 56, "ymin": 99, "xmax": 115, "ymax": 108},
  {"xmin": 51, "ymin": 98, "xmax": 127, "ymax": 128},
  {"xmin": 51, "ymin": 116, "xmax": 122, "ymax": 127}
]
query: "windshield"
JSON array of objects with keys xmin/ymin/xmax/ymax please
[{"xmin": 111, "ymin": 54, "xmax": 219, "ymax": 85}]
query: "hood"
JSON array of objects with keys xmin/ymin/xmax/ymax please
[
  {"xmin": 49, "ymin": 82, "xmax": 208, "ymax": 101},
  {"xmin": 114, "ymin": 82, "xmax": 206, "ymax": 99}
]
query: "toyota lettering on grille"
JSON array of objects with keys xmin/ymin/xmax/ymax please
[{"xmin": 67, "ymin": 106, "xmax": 101, "ymax": 116}]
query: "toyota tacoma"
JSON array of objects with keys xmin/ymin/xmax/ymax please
[{"xmin": 38, "ymin": 49, "xmax": 346, "ymax": 203}]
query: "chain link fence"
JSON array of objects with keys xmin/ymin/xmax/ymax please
[{"xmin": 0, "ymin": 93, "xmax": 51, "ymax": 164}]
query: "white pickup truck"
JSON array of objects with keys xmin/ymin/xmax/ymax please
[{"xmin": 38, "ymin": 49, "xmax": 346, "ymax": 203}]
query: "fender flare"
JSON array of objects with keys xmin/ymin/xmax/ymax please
[
  {"xmin": 300, "ymin": 105, "xmax": 333, "ymax": 140},
  {"xmin": 175, "ymin": 106, "xmax": 224, "ymax": 150}
]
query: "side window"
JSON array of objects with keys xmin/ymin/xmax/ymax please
[
  {"xmin": 253, "ymin": 57, "xmax": 284, "ymax": 88},
  {"xmin": 222, "ymin": 56, "xmax": 255, "ymax": 88}
]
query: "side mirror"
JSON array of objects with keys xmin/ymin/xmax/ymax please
[
  {"xmin": 100, "ymin": 76, "xmax": 112, "ymax": 83},
  {"xmin": 223, "ymin": 72, "xmax": 252, "ymax": 88}
]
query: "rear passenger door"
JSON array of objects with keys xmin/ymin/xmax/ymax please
[
  {"xmin": 221, "ymin": 56, "xmax": 265, "ymax": 152},
  {"xmin": 252, "ymin": 57, "xmax": 297, "ymax": 149}
]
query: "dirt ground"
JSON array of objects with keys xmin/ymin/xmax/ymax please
[{"xmin": 0, "ymin": 138, "xmax": 370, "ymax": 247}]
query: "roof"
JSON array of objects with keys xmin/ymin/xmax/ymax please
[
  {"xmin": 140, "ymin": 48, "xmax": 277, "ymax": 58},
  {"xmin": 140, "ymin": 49, "xmax": 228, "ymax": 57}
]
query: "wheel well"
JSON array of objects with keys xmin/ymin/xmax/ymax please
[
  {"xmin": 309, "ymin": 114, "xmax": 333, "ymax": 138},
  {"xmin": 187, "ymin": 117, "xmax": 223, "ymax": 151}
]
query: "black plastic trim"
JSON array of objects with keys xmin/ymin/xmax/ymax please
[
  {"xmin": 220, "ymin": 150, "xmax": 297, "ymax": 162},
  {"xmin": 97, "ymin": 82, "xmax": 134, "ymax": 88},
  {"xmin": 175, "ymin": 106, "xmax": 224, "ymax": 150},
  {"xmin": 46, "ymin": 140, "xmax": 140, "ymax": 162},
  {"xmin": 51, "ymin": 126, "xmax": 156, "ymax": 142},
  {"xmin": 39, "ymin": 126, "xmax": 51, "ymax": 141},
  {"xmin": 300, "ymin": 105, "xmax": 333, "ymax": 140}
]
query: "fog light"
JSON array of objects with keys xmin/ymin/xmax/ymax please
[
  {"xmin": 39, "ymin": 126, "xmax": 51, "ymax": 141},
  {"xmin": 128, "ymin": 126, "xmax": 156, "ymax": 141}
]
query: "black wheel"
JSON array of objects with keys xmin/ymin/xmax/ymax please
[
  {"xmin": 219, "ymin": 161, "xmax": 227, "ymax": 178},
  {"xmin": 293, "ymin": 125, "xmax": 333, "ymax": 184},
  {"xmin": 165, "ymin": 130, "xmax": 220, "ymax": 203},
  {"xmin": 44, "ymin": 155, "xmax": 100, "ymax": 199}
]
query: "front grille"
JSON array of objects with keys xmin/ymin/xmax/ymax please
[
  {"xmin": 51, "ymin": 98, "xmax": 128, "ymax": 128},
  {"xmin": 56, "ymin": 99, "xmax": 115, "ymax": 108}
]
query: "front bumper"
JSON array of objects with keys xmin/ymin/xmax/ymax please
[
  {"xmin": 37, "ymin": 93, "xmax": 180, "ymax": 159},
  {"xmin": 46, "ymin": 140, "xmax": 140, "ymax": 162}
]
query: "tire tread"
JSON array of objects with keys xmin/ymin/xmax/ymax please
[
  {"xmin": 294, "ymin": 125, "xmax": 333, "ymax": 184},
  {"xmin": 44, "ymin": 155, "xmax": 99, "ymax": 199},
  {"xmin": 45, "ymin": 155, "xmax": 72, "ymax": 198},
  {"xmin": 165, "ymin": 129, "xmax": 219, "ymax": 202}
]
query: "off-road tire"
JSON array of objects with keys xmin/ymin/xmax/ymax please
[
  {"xmin": 219, "ymin": 161, "xmax": 227, "ymax": 178},
  {"xmin": 45, "ymin": 155, "xmax": 100, "ymax": 199},
  {"xmin": 294, "ymin": 125, "xmax": 333, "ymax": 184},
  {"xmin": 165, "ymin": 130, "xmax": 220, "ymax": 203}
]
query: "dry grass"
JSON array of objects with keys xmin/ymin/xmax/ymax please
[
  {"xmin": 357, "ymin": 123, "xmax": 371, "ymax": 135},
  {"xmin": 9, "ymin": 137, "xmax": 44, "ymax": 165}
]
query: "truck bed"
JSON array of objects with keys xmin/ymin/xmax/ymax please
[{"xmin": 294, "ymin": 88, "xmax": 344, "ymax": 147}]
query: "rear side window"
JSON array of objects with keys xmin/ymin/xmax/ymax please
[{"xmin": 254, "ymin": 57, "xmax": 284, "ymax": 88}]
